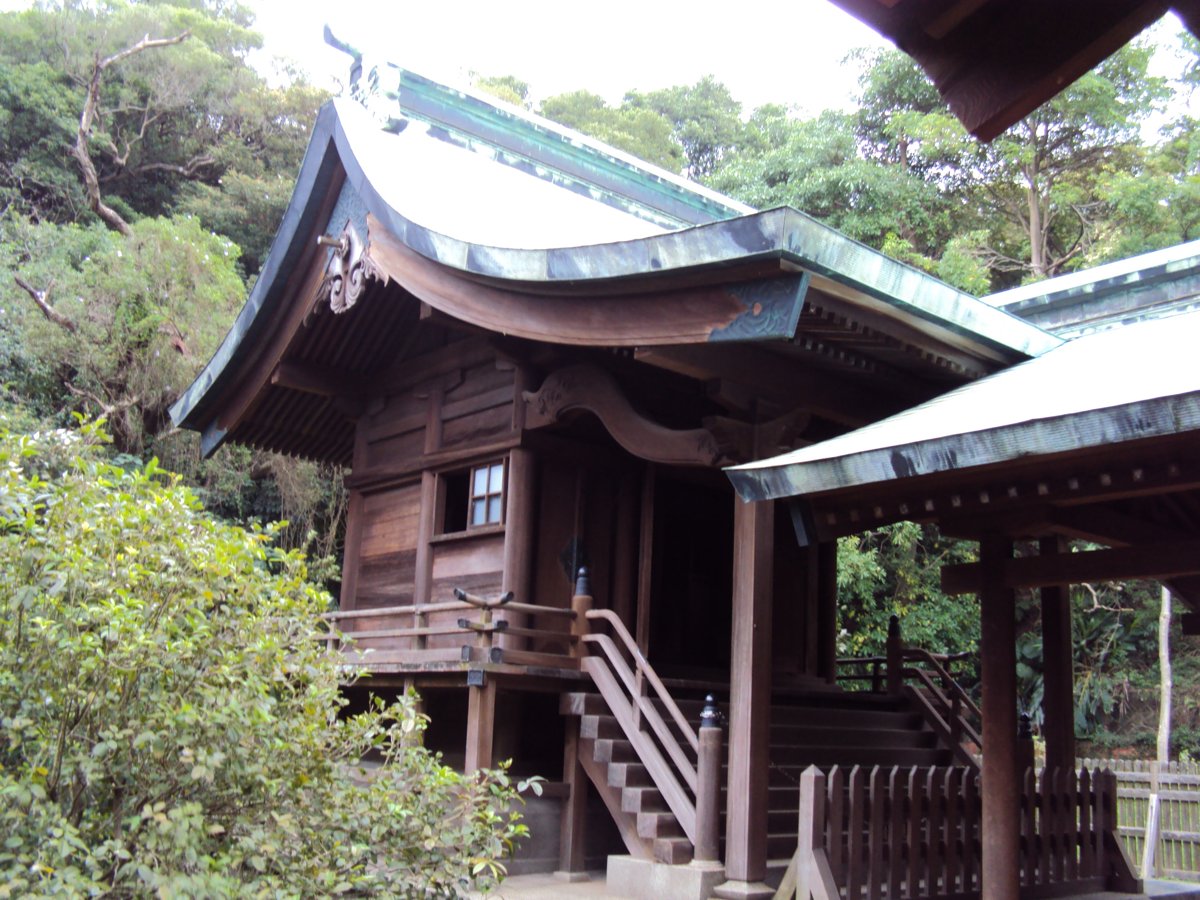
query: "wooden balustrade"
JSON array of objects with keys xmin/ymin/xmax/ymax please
[
  {"xmin": 572, "ymin": 568, "xmax": 723, "ymax": 860},
  {"xmin": 839, "ymin": 616, "xmax": 981, "ymax": 767},
  {"xmin": 322, "ymin": 593, "xmax": 581, "ymax": 669},
  {"xmin": 774, "ymin": 764, "xmax": 1138, "ymax": 900}
]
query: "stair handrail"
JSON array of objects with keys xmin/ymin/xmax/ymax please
[
  {"xmin": 569, "ymin": 569, "xmax": 723, "ymax": 858},
  {"xmin": 884, "ymin": 615, "xmax": 982, "ymax": 764},
  {"xmin": 585, "ymin": 608, "xmax": 700, "ymax": 754}
]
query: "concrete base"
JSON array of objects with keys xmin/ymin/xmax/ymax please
[
  {"xmin": 606, "ymin": 855, "xmax": 726, "ymax": 900},
  {"xmin": 556, "ymin": 869, "xmax": 594, "ymax": 883},
  {"xmin": 711, "ymin": 879, "xmax": 775, "ymax": 900}
]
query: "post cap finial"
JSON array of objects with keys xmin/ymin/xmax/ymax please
[
  {"xmin": 700, "ymin": 694, "xmax": 721, "ymax": 729},
  {"xmin": 574, "ymin": 566, "xmax": 591, "ymax": 598},
  {"xmin": 888, "ymin": 614, "xmax": 900, "ymax": 637},
  {"xmin": 1018, "ymin": 711, "xmax": 1033, "ymax": 740}
]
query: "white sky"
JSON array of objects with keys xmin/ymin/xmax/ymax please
[
  {"xmin": 0, "ymin": 0, "xmax": 1192, "ymax": 118},
  {"xmin": 247, "ymin": 0, "xmax": 894, "ymax": 115}
]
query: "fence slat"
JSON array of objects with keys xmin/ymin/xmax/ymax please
[
  {"xmin": 1079, "ymin": 768, "xmax": 1095, "ymax": 878},
  {"xmin": 926, "ymin": 768, "xmax": 943, "ymax": 896},
  {"xmin": 869, "ymin": 766, "xmax": 885, "ymax": 900},
  {"xmin": 888, "ymin": 767, "xmax": 905, "ymax": 900},
  {"xmin": 848, "ymin": 766, "xmax": 866, "ymax": 900},
  {"xmin": 1066, "ymin": 768, "xmax": 1080, "ymax": 882},
  {"xmin": 963, "ymin": 770, "xmax": 979, "ymax": 893},
  {"xmin": 907, "ymin": 767, "xmax": 923, "ymax": 898},
  {"xmin": 828, "ymin": 766, "xmax": 845, "ymax": 892},
  {"xmin": 944, "ymin": 767, "xmax": 962, "ymax": 895},
  {"xmin": 1021, "ymin": 768, "xmax": 1037, "ymax": 886}
]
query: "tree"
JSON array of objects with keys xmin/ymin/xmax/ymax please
[
  {"xmin": 0, "ymin": 419, "xmax": 531, "ymax": 895},
  {"xmin": 624, "ymin": 75, "xmax": 744, "ymax": 179},
  {"xmin": 473, "ymin": 73, "xmax": 531, "ymax": 108},
  {"xmin": 538, "ymin": 89, "xmax": 683, "ymax": 171}
]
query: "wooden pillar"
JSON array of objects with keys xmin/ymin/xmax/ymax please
[
  {"xmin": 715, "ymin": 498, "xmax": 774, "ymax": 899},
  {"xmin": 979, "ymin": 534, "xmax": 1019, "ymax": 900},
  {"xmin": 635, "ymin": 464, "xmax": 655, "ymax": 655},
  {"xmin": 1039, "ymin": 535, "xmax": 1076, "ymax": 774},
  {"xmin": 557, "ymin": 715, "xmax": 589, "ymax": 878},
  {"xmin": 816, "ymin": 540, "xmax": 839, "ymax": 683},
  {"xmin": 464, "ymin": 677, "xmax": 497, "ymax": 772}
]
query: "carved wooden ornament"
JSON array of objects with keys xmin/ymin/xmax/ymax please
[{"xmin": 316, "ymin": 221, "xmax": 385, "ymax": 314}]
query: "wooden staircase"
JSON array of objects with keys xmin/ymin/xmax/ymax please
[{"xmin": 561, "ymin": 686, "xmax": 958, "ymax": 865}]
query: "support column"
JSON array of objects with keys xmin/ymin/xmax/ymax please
[
  {"xmin": 557, "ymin": 715, "xmax": 589, "ymax": 880},
  {"xmin": 464, "ymin": 676, "xmax": 497, "ymax": 772},
  {"xmin": 715, "ymin": 498, "xmax": 774, "ymax": 900},
  {"xmin": 1039, "ymin": 535, "xmax": 1076, "ymax": 774},
  {"xmin": 816, "ymin": 540, "xmax": 839, "ymax": 683},
  {"xmin": 979, "ymin": 534, "xmax": 1019, "ymax": 900}
]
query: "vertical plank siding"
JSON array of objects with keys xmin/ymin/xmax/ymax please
[{"xmin": 776, "ymin": 766, "xmax": 1129, "ymax": 900}]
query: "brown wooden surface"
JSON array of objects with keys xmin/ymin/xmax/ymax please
[
  {"xmin": 944, "ymin": 537, "xmax": 1200, "ymax": 594},
  {"xmin": 1039, "ymin": 536, "xmax": 1076, "ymax": 774},
  {"xmin": 979, "ymin": 535, "xmax": 1019, "ymax": 900},
  {"xmin": 724, "ymin": 497, "xmax": 774, "ymax": 884},
  {"xmin": 464, "ymin": 677, "xmax": 497, "ymax": 771},
  {"xmin": 559, "ymin": 716, "xmax": 588, "ymax": 873}
]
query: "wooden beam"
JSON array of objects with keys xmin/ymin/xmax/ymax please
[
  {"xmin": 979, "ymin": 534, "xmax": 1019, "ymax": 900},
  {"xmin": 721, "ymin": 498, "xmax": 774, "ymax": 891},
  {"xmin": 635, "ymin": 465, "xmax": 655, "ymax": 655},
  {"xmin": 1039, "ymin": 536, "xmax": 1075, "ymax": 774},
  {"xmin": 633, "ymin": 344, "xmax": 904, "ymax": 427},
  {"xmin": 270, "ymin": 360, "xmax": 363, "ymax": 397},
  {"xmin": 523, "ymin": 364, "xmax": 723, "ymax": 467},
  {"xmin": 557, "ymin": 716, "xmax": 588, "ymax": 876},
  {"xmin": 464, "ymin": 676, "xmax": 497, "ymax": 771},
  {"xmin": 943, "ymin": 537, "xmax": 1200, "ymax": 594}
]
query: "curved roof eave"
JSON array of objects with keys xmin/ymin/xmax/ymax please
[
  {"xmin": 727, "ymin": 310, "xmax": 1200, "ymax": 503},
  {"xmin": 171, "ymin": 98, "xmax": 1060, "ymax": 440}
]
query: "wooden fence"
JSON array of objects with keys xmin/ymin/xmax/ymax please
[
  {"xmin": 1081, "ymin": 758, "xmax": 1200, "ymax": 882},
  {"xmin": 775, "ymin": 765, "xmax": 1132, "ymax": 900}
]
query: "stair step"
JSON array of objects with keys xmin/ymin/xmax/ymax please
[
  {"xmin": 637, "ymin": 811, "xmax": 683, "ymax": 840},
  {"xmin": 579, "ymin": 714, "xmax": 621, "ymax": 740},
  {"xmin": 622, "ymin": 785, "xmax": 668, "ymax": 814},
  {"xmin": 771, "ymin": 708, "xmax": 923, "ymax": 730},
  {"xmin": 770, "ymin": 727, "xmax": 936, "ymax": 751},
  {"xmin": 592, "ymin": 738, "xmax": 637, "ymax": 764},
  {"xmin": 607, "ymin": 761, "xmax": 652, "ymax": 788},
  {"xmin": 654, "ymin": 836, "xmax": 693, "ymax": 865}
]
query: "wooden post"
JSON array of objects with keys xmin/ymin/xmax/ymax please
[
  {"xmin": 695, "ymin": 695, "xmax": 724, "ymax": 864},
  {"xmin": 715, "ymin": 498, "xmax": 774, "ymax": 900},
  {"xmin": 502, "ymin": 448, "xmax": 535, "ymax": 649},
  {"xmin": 635, "ymin": 464, "xmax": 655, "ymax": 655},
  {"xmin": 571, "ymin": 568, "xmax": 593, "ymax": 658},
  {"xmin": 1039, "ymin": 535, "xmax": 1075, "ymax": 774},
  {"xmin": 464, "ymin": 674, "xmax": 497, "ymax": 772},
  {"xmin": 886, "ymin": 615, "xmax": 902, "ymax": 696},
  {"xmin": 979, "ymin": 534, "xmax": 1020, "ymax": 900},
  {"xmin": 816, "ymin": 540, "xmax": 839, "ymax": 683},
  {"xmin": 557, "ymin": 715, "xmax": 589, "ymax": 879}
]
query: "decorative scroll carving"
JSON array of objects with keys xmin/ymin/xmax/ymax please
[
  {"xmin": 523, "ymin": 364, "xmax": 725, "ymax": 467},
  {"xmin": 315, "ymin": 220, "xmax": 386, "ymax": 314}
]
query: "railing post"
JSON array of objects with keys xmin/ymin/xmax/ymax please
[
  {"xmin": 695, "ymin": 694, "xmax": 723, "ymax": 864},
  {"xmin": 571, "ymin": 567, "xmax": 593, "ymax": 659},
  {"xmin": 886, "ymin": 614, "xmax": 902, "ymax": 695},
  {"xmin": 1017, "ymin": 711, "xmax": 1035, "ymax": 776}
]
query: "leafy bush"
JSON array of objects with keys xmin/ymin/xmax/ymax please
[{"xmin": 0, "ymin": 419, "xmax": 527, "ymax": 897}]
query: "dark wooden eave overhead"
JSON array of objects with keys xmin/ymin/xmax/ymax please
[{"xmin": 826, "ymin": 0, "xmax": 1197, "ymax": 141}]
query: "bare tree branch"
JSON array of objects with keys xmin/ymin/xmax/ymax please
[
  {"xmin": 64, "ymin": 382, "xmax": 140, "ymax": 418},
  {"xmin": 12, "ymin": 275, "xmax": 76, "ymax": 333},
  {"xmin": 72, "ymin": 30, "xmax": 190, "ymax": 236}
]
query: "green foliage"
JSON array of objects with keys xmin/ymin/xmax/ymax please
[
  {"xmin": 538, "ymin": 90, "xmax": 684, "ymax": 172},
  {"xmin": 0, "ymin": 213, "xmax": 244, "ymax": 454},
  {"xmin": 624, "ymin": 76, "xmax": 744, "ymax": 178},
  {"xmin": 836, "ymin": 522, "xmax": 980, "ymax": 660},
  {"xmin": 472, "ymin": 73, "xmax": 531, "ymax": 108},
  {"xmin": 0, "ymin": 419, "xmax": 527, "ymax": 896}
]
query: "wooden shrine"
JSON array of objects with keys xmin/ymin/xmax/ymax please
[{"xmin": 170, "ymin": 47, "xmax": 1192, "ymax": 899}]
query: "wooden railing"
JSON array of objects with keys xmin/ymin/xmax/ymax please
[
  {"xmin": 839, "ymin": 616, "xmax": 981, "ymax": 768},
  {"xmin": 322, "ymin": 592, "xmax": 581, "ymax": 669},
  {"xmin": 774, "ymin": 764, "xmax": 1139, "ymax": 900},
  {"xmin": 572, "ymin": 569, "xmax": 723, "ymax": 862}
]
